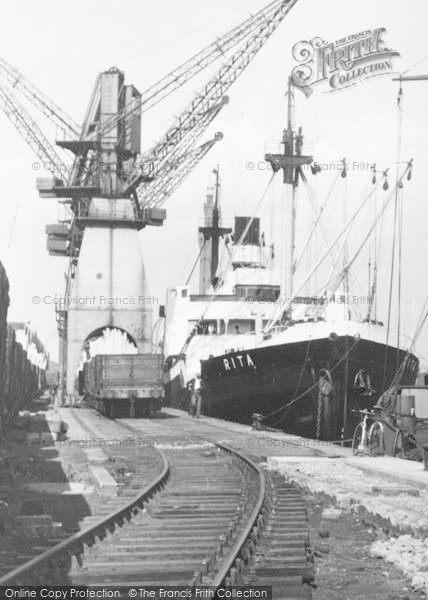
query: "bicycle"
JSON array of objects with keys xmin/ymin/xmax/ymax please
[{"xmin": 352, "ymin": 408, "xmax": 385, "ymax": 456}]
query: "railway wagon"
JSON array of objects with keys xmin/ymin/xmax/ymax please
[
  {"xmin": 84, "ymin": 353, "xmax": 164, "ymax": 418},
  {"xmin": 44, "ymin": 369, "xmax": 60, "ymax": 388},
  {"xmin": 0, "ymin": 261, "xmax": 46, "ymax": 435},
  {"xmin": 2, "ymin": 326, "xmax": 43, "ymax": 431},
  {"xmin": 0, "ymin": 263, "xmax": 9, "ymax": 434}
]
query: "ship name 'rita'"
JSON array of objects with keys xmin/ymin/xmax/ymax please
[{"xmin": 223, "ymin": 354, "xmax": 255, "ymax": 371}]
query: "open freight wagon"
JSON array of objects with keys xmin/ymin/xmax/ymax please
[{"xmin": 84, "ymin": 354, "xmax": 164, "ymax": 418}]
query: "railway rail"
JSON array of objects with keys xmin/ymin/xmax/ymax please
[{"xmin": 0, "ymin": 408, "xmax": 314, "ymax": 598}]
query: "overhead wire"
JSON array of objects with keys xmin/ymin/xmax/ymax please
[
  {"xmin": 121, "ymin": 0, "xmax": 269, "ymax": 65},
  {"xmin": 294, "ymin": 171, "xmax": 341, "ymax": 272},
  {"xmin": 315, "ymin": 162, "xmax": 412, "ymax": 310},
  {"xmin": 264, "ymin": 171, "xmax": 387, "ymax": 333},
  {"xmin": 314, "ymin": 174, "xmax": 376, "ymax": 321},
  {"xmin": 385, "ymin": 293, "xmax": 428, "ymax": 393},
  {"xmin": 383, "ymin": 83, "xmax": 405, "ymax": 387},
  {"xmin": 185, "ymin": 239, "xmax": 207, "ymax": 286},
  {"xmin": 301, "ymin": 170, "xmax": 373, "ymax": 322},
  {"xmin": 401, "ymin": 53, "xmax": 428, "ymax": 76}
]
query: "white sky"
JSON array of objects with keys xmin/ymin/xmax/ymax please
[{"xmin": 0, "ymin": 0, "xmax": 428, "ymax": 362}]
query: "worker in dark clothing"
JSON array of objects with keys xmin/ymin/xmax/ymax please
[
  {"xmin": 187, "ymin": 379, "xmax": 196, "ymax": 416},
  {"xmin": 192, "ymin": 376, "xmax": 202, "ymax": 418}
]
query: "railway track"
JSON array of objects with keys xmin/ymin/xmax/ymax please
[
  {"xmin": 119, "ymin": 414, "xmax": 315, "ymax": 597},
  {"xmin": 0, "ymin": 408, "xmax": 314, "ymax": 598}
]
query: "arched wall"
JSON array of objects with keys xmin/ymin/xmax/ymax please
[{"xmin": 66, "ymin": 216, "xmax": 153, "ymax": 394}]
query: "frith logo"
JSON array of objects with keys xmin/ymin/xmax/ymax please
[
  {"xmin": 223, "ymin": 354, "xmax": 255, "ymax": 371},
  {"xmin": 291, "ymin": 28, "xmax": 400, "ymax": 94}
]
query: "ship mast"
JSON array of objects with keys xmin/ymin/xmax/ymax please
[
  {"xmin": 265, "ymin": 78, "xmax": 312, "ymax": 320},
  {"xmin": 198, "ymin": 166, "xmax": 232, "ymax": 289},
  {"xmin": 211, "ymin": 166, "xmax": 221, "ymax": 286}
]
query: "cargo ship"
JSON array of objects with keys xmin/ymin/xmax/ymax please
[
  {"xmin": 163, "ymin": 80, "xmax": 419, "ymax": 440},
  {"xmin": 162, "ymin": 168, "xmax": 286, "ymax": 409}
]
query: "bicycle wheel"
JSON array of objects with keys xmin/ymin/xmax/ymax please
[
  {"xmin": 352, "ymin": 422, "xmax": 364, "ymax": 455},
  {"xmin": 393, "ymin": 429, "xmax": 405, "ymax": 458},
  {"xmin": 368, "ymin": 421, "xmax": 384, "ymax": 456}
]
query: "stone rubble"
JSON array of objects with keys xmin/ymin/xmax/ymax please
[
  {"xmin": 370, "ymin": 535, "xmax": 428, "ymax": 593},
  {"xmin": 267, "ymin": 458, "xmax": 428, "ymax": 594},
  {"xmin": 268, "ymin": 458, "xmax": 428, "ymax": 535}
]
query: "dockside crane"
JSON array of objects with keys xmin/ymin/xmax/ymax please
[
  {"xmin": 0, "ymin": 0, "xmax": 298, "ymax": 396},
  {"xmin": 0, "ymin": 83, "xmax": 70, "ymax": 181},
  {"xmin": 0, "ymin": 57, "xmax": 80, "ymax": 137}
]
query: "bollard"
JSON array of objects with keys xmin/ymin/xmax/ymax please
[{"xmin": 252, "ymin": 413, "xmax": 264, "ymax": 430}]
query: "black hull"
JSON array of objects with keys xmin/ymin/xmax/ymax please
[
  {"xmin": 164, "ymin": 373, "xmax": 189, "ymax": 410},
  {"xmin": 199, "ymin": 335, "xmax": 419, "ymax": 441}
]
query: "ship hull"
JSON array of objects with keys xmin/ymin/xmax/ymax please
[
  {"xmin": 199, "ymin": 335, "xmax": 418, "ymax": 440},
  {"xmin": 164, "ymin": 362, "xmax": 189, "ymax": 410}
]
